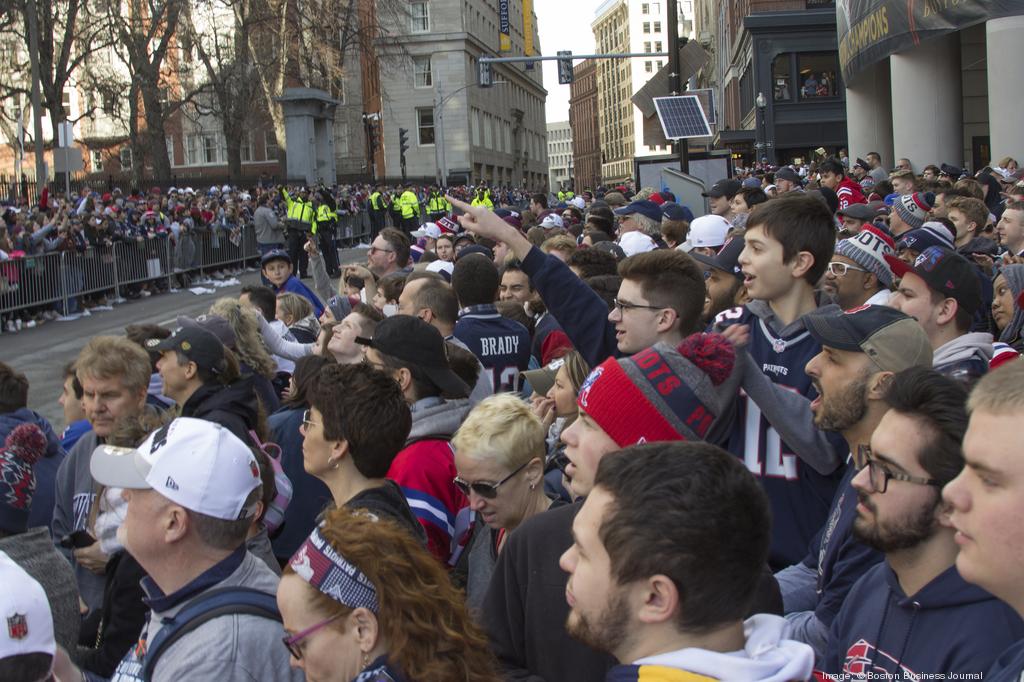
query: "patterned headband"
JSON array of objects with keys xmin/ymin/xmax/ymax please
[{"xmin": 289, "ymin": 526, "xmax": 379, "ymax": 614}]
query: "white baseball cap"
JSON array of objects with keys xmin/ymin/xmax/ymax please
[
  {"xmin": 570, "ymin": 196, "xmax": 585, "ymax": 210},
  {"xmin": 90, "ymin": 417, "xmax": 261, "ymax": 521},
  {"xmin": 412, "ymin": 222, "xmax": 442, "ymax": 240},
  {"xmin": 618, "ymin": 231, "xmax": 657, "ymax": 257},
  {"xmin": 0, "ymin": 551, "xmax": 55, "ymax": 660},
  {"xmin": 425, "ymin": 259, "xmax": 454, "ymax": 280},
  {"xmin": 688, "ymin": 215, "xmax": 732, "ymax": 248},
  {"xmin": 539, "ymin": 213, "xmax": 565, "ymax": 229}
]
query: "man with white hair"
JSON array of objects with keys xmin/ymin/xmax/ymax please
[{"xmin": 56, "ymin": 418, "xmax": 301, "ymax": 681}]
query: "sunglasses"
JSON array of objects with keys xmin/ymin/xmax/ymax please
[{"xmin": 453, "ymin": 459, "xmax": 529, "ymax": 499}]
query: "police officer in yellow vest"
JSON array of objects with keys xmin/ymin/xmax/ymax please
[
  {"xmin": 470, "ymin": 186, "xmax": 493, "ymax": 209},
  {"xmin": 312, "ymin": 187, "xmax": 340, "ymax": 277},
  {"xmin": 565, "ymin": 189, "xmax": 575, "ymax": 200},
  {"xmin": 281, "ymin": 185, "xmax": 315, "ymax": 278},
  {"xmin": 398, "ymin": 183, "xmax": 421, "ymax": 235},
  {"xmin": 557, "ymin": 189, "xmax": 566, "ymax": 202},
  {"xmin": 425, "ymin": 186, "xmax": 450, "ymax": 222},
  {"xmin": 368, "ymin": 183, "xmax": 386, "ymax": 240}
]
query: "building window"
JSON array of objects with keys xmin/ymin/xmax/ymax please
[
  {"xmin": 409, "ymin": 2, "xmax": 429, "ymax": 33},
  {"xmin": 772, "ymin": 54, "xmax": 792, "ymax": 101},
  {"xmin": 265, "ymin": 130, "xmax": 278, "ymax": 159},
  {"xmin": 166, "ymin": 136, "xmax": 175, "ymax": 165},
  {"xmin": 202, "ymin": 133, "xmax": 220, "ymax": 163},
  {"xmin": 645, "ymin": 61, "xmax": 652, "ymax": 73},
  {"xmin": 655, "ymin": 41, "xmax": 662, "ymax": 52},
  {"xmin": 413, "ymin": 55, "xmax": 432, "ymax": 88},
  {"xmin": 798, "ymin": 53, "xmax": 840, "ymax": 99},
  {"xmin": 62, "ymin": 90, "xmax": 72, "ymax": 117},
  {"xmin": 240, "ymin": 132, "xmax": 255, "ymax": 162},
  {"xmin": 102, "ymin": 91, "xmax": 115, "ymax": 115},
  {"xmin": 417, "ymin": 107, "xmax": 435, "ymax": 145},
  {"xmin": 653, "ymin": 21, "xmax": 661, "ymax": 32},
  {"xmin": 643, "ymin": 22, "xmax": 650, "ymax": 33},
  {"xmin": 651, "ymin": 2, "xmax": 660, "ymax": 13},
  {"xmin": 90, "ymin": 149, "xmax": 103, "ymax": 172},
  {"xmin": 656, "ymin": 60, "xmax": 663, "ymax": 69},
  {"xmin": 641, "ymin": 3, "xmax": 649, "ymax": 13},
  {"xmin": 644, "ymin": 41, "xmax": 651, "ymax": 53},
  {"xmin": 119, "ymin": 147, "xmax": 132, "ymax": 170}
]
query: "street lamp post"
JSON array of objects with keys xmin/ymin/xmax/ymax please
[
  {"xmin": 755, "ymin": 91, "xmax": 773, "ymax": 167},
  {"xmin": 434, "ymin": 80, "xmax": 507, "ymax": 187}
]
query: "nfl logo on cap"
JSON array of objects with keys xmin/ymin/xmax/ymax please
[{"xmin": 7, "ymin": 613, "xmax": 27, "ymax": 640}]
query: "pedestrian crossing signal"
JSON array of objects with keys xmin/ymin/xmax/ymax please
[{"xmin": 479, "ymin": 61, "xmax": 493, "ymax": 87}]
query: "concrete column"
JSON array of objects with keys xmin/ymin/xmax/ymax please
[
  {"xmin": 987, "ymin": 15, "xmax": 1024, "ymax": 162},
  {"xmin": 890, "ymin": 33, "xmax": 963, "ymax": 169},
  {"xmin": 845, "ymin": 57, "xmax": 893, "ymax": 167}
]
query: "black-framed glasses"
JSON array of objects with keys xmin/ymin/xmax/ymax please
[
  {"xmin": 612, "ymin": 297, "xmax": 669, "ymax": 313},
  {"xmin": 282, "ymin": 613, "xmax": 342, "ymax": 659},
  {"xmin": 453, "ymin": 459, "xmax": 530, "ymax": 499},
  {"xmin": 857, "ymin": 445, "xmax": 942, "ymax": 494}
]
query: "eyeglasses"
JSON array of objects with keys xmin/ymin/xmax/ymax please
[
  {"xmin": 301, "ymin": 409, "xmax": 320, "ymax": 430},
  {"xmin": 282, "ymin": 614, "xmax": 342, "ymax": 660},
  {"xmin": 857, "ymin": 445, "xmax": 942, "ymax": 494},
  {"xmin": 612, "ymin": 297, "xmax": 669, "ymax": 313},
  {"xmin": 453, "ymin": 459, "xmax": 530, "ymax": 499},
  {"xmin": 368, "ymin": 245, "xmax": 394, "ymax": 255},
  {"xmin": 826, "ymin": 261, "xmax": 869, "ymax": 277}
]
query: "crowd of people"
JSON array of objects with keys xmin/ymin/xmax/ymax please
[{"xmin": 3, "ymin": 152, "xmax": 1024, "ymax": 682}]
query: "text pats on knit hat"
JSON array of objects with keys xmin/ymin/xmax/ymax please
[
  {"xmin": 893, "ymin": 192, "xmax": 935, "ymax": 230},
  {"xmin": 576, "ymin": 333, "xmax": 736, "ymax": 447},
  {"xmin": 0, "ymin": 424, "xmax": 47, "ymax": 535},
  {"xmin": 834, "ymin": 225, "xmax": 896, "ymax": 288}
]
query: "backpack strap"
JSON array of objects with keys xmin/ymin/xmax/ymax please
[{"xmin": 141, "ymin": 586, "xmax": 281, "ymax": 681}]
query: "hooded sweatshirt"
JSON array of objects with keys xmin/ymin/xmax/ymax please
[
  {"xmin": 388, "ymin": 397, "xmax": 470, "ymax": 562},
  {"xmin": 932, "ymin": 332, "xmax": 993, "ymax": 386},
  {"xmin": 179, "ymin": 379, "xmax": 259, "ymax": 443},
  {"xmin": 608, "ymin": 615, "xmax": 813, "ymax": 682},
  {"xmin": 715, "ymin": 299, "xmax": 847, "ymax": 569},
  {"xmin": 0, "ymin": 408, "xmax": 65, "ymax": 529},
  {"xmin": 824, "ymin": 563, "xmax": 1024, "ymax": 679}
]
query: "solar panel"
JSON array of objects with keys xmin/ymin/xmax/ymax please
[
  {"xmin": 654, "ymin": 95, "xmax": 712, "ymax": 140},
  {"xmin": 688, "ymin": 88, "xmax": 716, "ymax": 126}
]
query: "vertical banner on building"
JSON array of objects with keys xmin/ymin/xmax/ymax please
[
  {"xmin": 523, "ymin": 0, "xmax": 534, "ymax": 69},
  {"xmin": 499, "ymin": 0, "xmax": 511, "ymax": 52}
]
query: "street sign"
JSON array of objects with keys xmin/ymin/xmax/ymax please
[
  {"xmin": 654, "ymin": 96, "xmax": 712, "ymax": 139},
  {"xmin": 56, "ymin": 121, "xmax": 73, "ymax": 148},
  {"xmin": 557, "ymin": 51, "xmax": 573, "ymax": 85},
  {"xmin": 479, "ymin": 60, "xmax": 493, "ymax": 87}
]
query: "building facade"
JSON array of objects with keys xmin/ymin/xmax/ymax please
[
  {"xmin": 591, "ymin": 0, "xmax": 692, "ymax": 185},
  {"xmin": 569, "ymin": 58, "xmax": 600, "ymax": 191},
  {"xmin": 694, "ymin": 0, "xmax": 845, "ymax": 166},
  {"xmin": 547, "ymin": 120, "xmax": 572, "ymax": 190},
  {"xmin": 842, "ymin": 5, "xmax": 1023, "ymax": 173},
  {"xmin": 377, "ymin": 0, "xmax": 549, "ymax": 189}
]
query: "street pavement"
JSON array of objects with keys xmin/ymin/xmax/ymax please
[{"xmin": 1, "ymin": 246, "xmax": 368, "ymax": 432}]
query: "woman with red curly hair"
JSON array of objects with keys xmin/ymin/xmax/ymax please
[{"xmin": 277, "ymin": 507, "xmax": 499, "ymax": 682}]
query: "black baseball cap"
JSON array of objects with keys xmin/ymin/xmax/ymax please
[
  {"xmin": 836, "ymin": 204, "xmax": 877, "ymax": 221},
  {"xmin": 176, "ymin": 314, "xmax": 236, "ymax": 348},
  {"xmin": 702, "ymin": 179, "xmax": 742, "ymax": 199},
  {"xmin": 884, "ymin": 246, "xmax": 982, "ymax": 315},
  {"xmin": 355, "ymin": 315, "xmax": 470, "ymax": 398},
  {"xmin": 774, "ymin": 167, "xmax": 802, "ymax": 184},
  {"xmin": 260, "ymin": 249, "xmax": 291, "ymax": 266},
  {"xmin": 690, "ymin": 236, "xmax": 745, "ymax": 281},
  {"xmin": 146, "ymin": 326, "xmax": 227, "ymax": 374}
]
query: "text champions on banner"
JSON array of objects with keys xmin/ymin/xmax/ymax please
[{"xmin": 836, "ymin": 0, "xmax": 1021, "ymax": 83}]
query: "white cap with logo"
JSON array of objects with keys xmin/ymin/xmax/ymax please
[
  {"xmin": 0, "ymin": 551, "xmax": 55, "ymax": 660},
  {"xmin": 90, "ymin": 417, "xmax": 260, "ymax": 521}
]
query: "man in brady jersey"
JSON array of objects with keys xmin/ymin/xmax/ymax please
[
  {"xmin": 452, "ymin": 253, "xmax": 531, "ymax": 393},
  {"xmin": 714, "ymin": 195, "xmax": 846, "ymax": 569},
  {"xmin": 819, "ymin": 157, "xmax": 867, "ymax": 211}
]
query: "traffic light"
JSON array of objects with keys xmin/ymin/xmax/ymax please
[
  {"xmin": 399, "ymin": 128, "xmax": 409, "ymax": 158},
  {"xmin": 479, "ymin": 60, "xmax": 493, "ymax": 87},
  {"xmin": 557, "ymin": 50, "xmax": 573, "ymax": 85}
]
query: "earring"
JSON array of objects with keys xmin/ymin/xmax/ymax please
[
  {"xmin": 529, "ymin": 482, "xmax": 536, "ymax": 490},
  {"xmin": 362, "ymin": 652, "xmax": 370, "ymax": 668}
]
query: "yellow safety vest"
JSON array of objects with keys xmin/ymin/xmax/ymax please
[
  {"xmin": 400, "ymin": 190, "xmax": 420, "ymax": 219},
  {"xmin": 370, "ymin": 191, "xmax": 382, "ymax": 210},
  {"xmin": 427, "ymin": 194, "xmax": 450, "ymax": 213},
  {"xmin": 284, "ymin": 191, "xmax": 314, "ymax": 224},
  {"xmin": 312, "ymin": 203, "xmax": 334, "ymax": 234}
]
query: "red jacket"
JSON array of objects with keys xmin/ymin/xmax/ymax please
[{"xmin": 836, "ymin": 177, "xmax": 867, "ymax": 211}]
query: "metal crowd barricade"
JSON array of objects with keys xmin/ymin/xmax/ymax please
[
  {"xmin": 336, "ymin": 212, "xmax": 371, "ymax": 248},
  {"xmin": 0, "ymin": 251, "xmax": 66, "ymax": 315},
  {"xmin": 0, "ymin": 223, "xmax": 259, "ymax": 323}
]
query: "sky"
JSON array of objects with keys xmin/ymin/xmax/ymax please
[{"xmin": 536, "ymin": 1, "xmax": 600, "ymax": 124}]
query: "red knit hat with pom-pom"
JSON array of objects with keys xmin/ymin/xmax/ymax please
[
  {"xmin": 0, "ymin": 423, "xmax": 47, "ymax": 534},
  {"xmin": 576, "ymin": 333, "xmax": 736, "ymax": 447}
]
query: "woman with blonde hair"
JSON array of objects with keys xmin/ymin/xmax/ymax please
[
  {"xmin": 451, "ymin": 393, "xmax": 556, "ymax": 609},
  {"xmin": 208, "ymin": 296, "xmax": 280, "ymax": 412},
  {"xmin": 276, "ymin": 291, "xmax": 320, "ymax": 343},
  {"xmin": 278, "ymin": 508, "xmax": 499, "ymax": 682}
]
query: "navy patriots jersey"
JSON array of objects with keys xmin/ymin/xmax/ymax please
[
  {"xmin": 716, "ymin": 305, "xmax": 844, "ymax": 568},
  {"xmin": 455, "ymin": 304, "xmax": 531, "ymax": 393}
]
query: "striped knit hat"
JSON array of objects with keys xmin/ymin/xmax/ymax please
[
  {"xmin": 893, "ymin": 192, "xmax": 935, "ymax": 230},
  {"xmin": 835, "ymin": 225, "xmax": 896, "ymax": 287},
  {"xmin": 576, "ymin": 334, "xmax": 736, "ymax": 447},
  {"xmin": 0, "ymin": 424, "xmax": 46, "ymax": 534}
]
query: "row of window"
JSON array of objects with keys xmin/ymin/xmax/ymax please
[
  {"xmin": 642, "ymin": 21, "xmax": 662, "ymax": 33},
  {"xmin": 643, "ymin": 41, "xmax": 664, "ymax": 53},
  {"xmin": 771, "ymin": 52, "xmax": 842, "ymax": 102}
]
